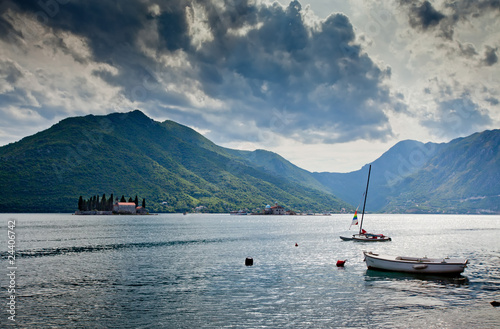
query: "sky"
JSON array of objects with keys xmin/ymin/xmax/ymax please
[{"xmin": 0, "ymin": 0, "xmax": 498, "ymax": 172}]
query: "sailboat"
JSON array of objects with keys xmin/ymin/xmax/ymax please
[{"xmin": 339, "ymin": 165, "xmax": 391, "ymax": 242}]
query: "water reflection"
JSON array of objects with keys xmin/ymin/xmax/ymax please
[{"xmin": 365, "ymin": 269, "xmax": 469, "ymax": 285}]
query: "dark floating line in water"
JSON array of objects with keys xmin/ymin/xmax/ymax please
[
  {"xmin": 1, "ymin": 238, "xmax": 229, "ymax": 259},
  {"xmin": 452, "ymin": 228, "xmax": 500, "ymax": 232}
]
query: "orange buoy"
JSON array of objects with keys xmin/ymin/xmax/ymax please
[{"xmin": 336, "ymin": 259, "xmax": 347, "ymax": 267}]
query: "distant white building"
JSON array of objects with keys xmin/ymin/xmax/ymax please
[
  {"xmin": 270, "ymin": 203, "xmax": 285, "ymax": 215},
  {"xmin": 264, "ymin": 203, "xmax": 285, "ymax": 215},
  {"xmin": 195, "ymin": 205, "xmax": 206, "ymax": 212}
]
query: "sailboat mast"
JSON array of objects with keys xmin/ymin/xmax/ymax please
[{"xmin": 359, "ymin": 164, "xmax": 371, "ymax": 234}]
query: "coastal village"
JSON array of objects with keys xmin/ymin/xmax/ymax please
[
  {"xmin": 228, "ymin": 203, "xmax": 342, "ymax": 216},
  {"xmin": 76, "ymin": 195, "xmax": 337, "ymax": 215},
  {"xmin": 230, "ymin": 203, "xmax": 289, "ymax": 215}
]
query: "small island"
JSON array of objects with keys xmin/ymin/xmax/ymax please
[{"xmin": 75, "ymin": 194, "xmax": 149, "ymax": 215}]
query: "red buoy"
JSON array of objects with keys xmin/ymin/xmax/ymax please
[{"xmin": 336, "ymin": 259, "xmax": 347, "ymax": 267}]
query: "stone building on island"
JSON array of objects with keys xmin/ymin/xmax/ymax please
[
  {"xmin": 75, "ymin": 194, "xmax": 149, "ymax": 215},
  {"xmin": 264, "ymin": 203, "xmax": 286, "ymax": 215},
  {"xmin": 113, "ymin": 202, "xmax": 137, "ymax": 214},
  {"xmin": 112, "ymin": 201, "xmax": 149, "ymax": 215}
]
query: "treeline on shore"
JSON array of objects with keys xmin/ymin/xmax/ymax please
[{"xmin": 78, "ymin": 194, "xmax": 146, "ymax": 211}]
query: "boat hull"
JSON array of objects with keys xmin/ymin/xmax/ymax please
[
  {"xmin": 364, "ymin": 251, "xmax": 467, "ymax": 275},
  {"xmin": 340, "ymin": 234, "xmax": 391, "ymax": 242}
]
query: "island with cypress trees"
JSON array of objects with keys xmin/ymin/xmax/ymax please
[{"xmin": 75, "ymin": 194, "xmax": 149, "ymax": 215}]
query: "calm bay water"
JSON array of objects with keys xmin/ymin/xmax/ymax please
[{"xmin": 1, "ymin": 213, "xmax": 499, "ymax": 328}]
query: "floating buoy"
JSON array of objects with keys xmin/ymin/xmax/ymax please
[
  {"xmin": 295, "ymin": 243, "xmax": 298, "ymax": 247},
  {"xmin": 245, "ymin": 257, "xmax": 253, "ymax": 266},
  {"xmin": 491, "ymin": 301, "xmax": 500, "ymax": 307},
  {"xmin": 336, "ymin": 259, "xmax": 347, "ymax": 267}
]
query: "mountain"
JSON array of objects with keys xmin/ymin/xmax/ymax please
[
  {"xmin": 312, "ymin": 140, "xmax": 443, "ymax": 211},
  {"xmin": 384, "ymin": 130, "xmax": 500, "ymax": 213},
  {"xmin": 0, "ymin": 110, "xmax": 350, "ymax": 213},
  {"xmin": 313, "ymin": 130, "xmax": 500, "ymax": 214},
  {"xmin": 227, "ymin": 148, "xmax": 330, "ymax": 193},
  {"xmin": 1, "ymin": 110, "xmax": 498, "ymax": 214}
]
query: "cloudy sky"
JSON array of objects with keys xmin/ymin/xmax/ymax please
[{"xmin": 0, "ymin": 0, "xmax": 498, "ymax": 172}]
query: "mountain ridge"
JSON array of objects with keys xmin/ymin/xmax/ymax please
[
  {"xmin": 314, "ymin": 129, "xmax": 499, "ymax": 214},
  {"xmin": 0, "ymin": 110, "xmax": 498, "ymax": 214},
  {"xmin": 0, "ymin": 110, "xmax": 349, "ymax": 213}
]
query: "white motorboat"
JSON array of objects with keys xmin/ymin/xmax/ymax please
[{"xmin": 363, "ymin": 251, "xmax": 468, "ymax": 275}]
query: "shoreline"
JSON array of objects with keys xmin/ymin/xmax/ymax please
[{"xmin": 74, "ymin": 210, "xmax": 153, "ymax": 215}]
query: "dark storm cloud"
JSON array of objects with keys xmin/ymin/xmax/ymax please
[
  {"xmin": 400, "ymin": 0, "xmax": 500, "ymax": 41},
  {"xmin": 482, "ymin": 46, "xmax": 498, "ymax": 66},
  {"xmin": 190, "ymin": 1, "xmax": 397, "ymax": 142},
  {"xmin": 408, "ymin": 1, "xmax": 445, "ymax": 30},
  {"xmin": 2, "ymin": 0, "xmax": 400, "ymax": 144},
  {"xmin": 0, "ymin": 1, "xmax": 24, "ymax": 47},
  {"xmin": 11, "ymin": 0, "xmax": 151, "ymax": 61},
  {"xmin": 157, "ymin": 3, "xmax": 191, "ymax": 52},
  {"xmin": 485, "ymin": 97, "xmax": 499, "ymax": 106},
  {"xmin": 0, "ymin": 14, "xmax": 16, "ymax": 43}
]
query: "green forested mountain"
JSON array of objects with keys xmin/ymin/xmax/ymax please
[
  {"xmin": 0, "ymin": 110, "xmax": 498, "ymax": 214},
  {"xmin": 383, "ymin": 130, "xmax": 500, "ymax": 213},
  {"xmin": 313, "ymin": 130, "xmax": 500, "ymax": 214},
  {"xmin": 0, "ymin": 110, "xmax": 349, "ymax": 213},
  {"xmin": 227, "ymin": 148, "xmax": 330, "ymax": 193}
]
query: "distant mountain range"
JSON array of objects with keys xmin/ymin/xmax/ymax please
[
  {"xmin": 313, "ymin": 131, "xmax": 500, "ymax": 214},
  {"xmin": 0, "ymin": 110, "xmax": 498, "ymax": 213}
]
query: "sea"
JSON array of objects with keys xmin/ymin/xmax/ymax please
[{"xmin": 1, "ymin": 213, "xmax": 499, "ymax": 328}]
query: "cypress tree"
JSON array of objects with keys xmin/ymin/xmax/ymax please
[
  {"xmin": 128, "ymin": 197, "xmax": 133, "ymax": 203},
  {"xmin": 134, "ymin": 195, "xmax": 139, "ymax": 206},
  {"xmin": 142, "ymin": 198, "xmax": 146, "ymax": 208},
  {"xmin": 101, "ymin": 194, "xmax": 107, "ymax": 211},
  {"xmin": 108, "ymin": 193, "xmax": 114, "ymax": 211},
  {"xmin": 120, "ymin": 195, "xmax": 126, "ymax": 202},
  {"xmin": 96, "ymin": 195, "xmax": 100, "ymax": 211},
  {"xmin": 78, "ymin": 196, "xmax": 83, "ymax": 211}
]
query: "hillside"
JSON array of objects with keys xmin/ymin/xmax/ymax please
[
  {"xmin": 227, "ymin": 148, "xmax": 330, "ymax": 193},
  {"xmin": 0, "ymin": 110, "xmax": 350, "ymax": 213},
  {"xmin": 384, "ymin": 130, "xmax": 500, "ymax": 213},
  {"xmin": 1, "ymin": 110, "xmax": 498, "ymax": 214},
  {"xmin": 312, "ymin": 140, "xmax": 443, "ymax": 211},
  {"xmin": 313, "ymin": 130, "xmax": 500, "ymax": 214}
]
